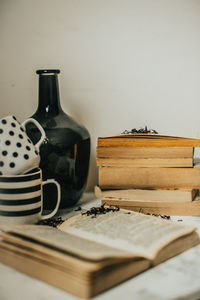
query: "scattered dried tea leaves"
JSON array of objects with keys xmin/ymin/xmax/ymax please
[
  {"xmin": 82, "ymin": 204, "xmax": 120, "ymax": 217},
  {"xmin": 37, "ymin": 216, "xmax": 64, "ymax": 228},
  {"xmin": 74, "ymin": 206, "xmax": 82, "ymax": 211},
  {"xmin": 122, "ymin": 126, "xmax": 158, "ymax": 135},
  {"xmin": 146, "ymin": 213, "xmax": 171, "ymax": 220}
]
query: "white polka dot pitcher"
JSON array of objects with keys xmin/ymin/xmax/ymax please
[{"xmin": 0, "ymin": 116, "xmax": 46, "ymax": 175}]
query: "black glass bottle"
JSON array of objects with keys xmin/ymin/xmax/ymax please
[{"xmin": 27, "ymin": 69, "xmax": 90, "ymax": 209}]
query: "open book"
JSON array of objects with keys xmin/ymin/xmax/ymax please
[{"xmin": 0, "ymin": 210, "xmax": 199, "ymax": 298}]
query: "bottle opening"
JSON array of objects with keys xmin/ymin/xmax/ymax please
[{"xmin": 36, "ymin": 69, "xmax": 60, "ymax": 75}]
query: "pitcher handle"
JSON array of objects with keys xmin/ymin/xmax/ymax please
[{"xmin": 22, "ymin": 118, "xmax": 46, "ymax": 151}]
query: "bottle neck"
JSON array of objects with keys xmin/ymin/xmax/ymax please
[{"xmin": 36, "ymin": 74, "xmax": 62, "ymax": 116}]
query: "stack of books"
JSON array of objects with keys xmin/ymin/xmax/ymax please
[{"xmin": 96, "ymin": 134, "xmax": 200, "ymax": 215}]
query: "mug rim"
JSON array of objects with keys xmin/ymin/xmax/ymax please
[
  {"xmin": 0, "ymin": 168, "xmax": 41, "ymax": 178},
  {"xmin": 0, "ymin": 115, "xmax": 17, "ymax": 121}
]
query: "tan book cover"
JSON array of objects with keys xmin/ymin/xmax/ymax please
[
  {"xmin": 101, "ymin": 198, "xmax": 200, "ymax": 216},
  {"xmin": 96, "ymin": 157, "xmax": 193, "ymax": 167},
  {"xmin": 98, "ymin": 135, "xmax": 200, "ymax": 147},
  {"xmin": 97, "ymin": 147, "xmax": 194, "ymax": 158},
  {"xmin": 0, "ymin": 211, "xmax": 199, "ymax": 298},
  {"xmin": 95, "ymin": 186, "xmax": 199, "ymax": 203},
  {"xmin": 98, "ymin": 165, "xmax": 200, "ymax": 189}
]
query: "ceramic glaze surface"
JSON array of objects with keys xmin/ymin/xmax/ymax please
[
  {"xmin": 0, "ymin": 116, "xmax": 46, "ymax": 175},
  {"xmin": 27, "ymin": 70, "xmax": 90, "ymax": 209},
  {"xmin": 0, "ymin": 168, "xmax": 60, "ymax": 224}
]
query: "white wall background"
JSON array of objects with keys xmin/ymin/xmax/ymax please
[{"xmin": 1, "ymin": 0, "xmax": 200, "ymax": 191}]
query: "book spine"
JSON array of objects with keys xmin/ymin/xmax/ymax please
[
  {"xmin": 97, "ymin": 188, "xmax": 198, "ymax": 202},
  {"xmin": 99, "ymin": 166, "xmax": 200, "ymax": 189},
  {"xmin": 98, "ymin": 138, "xmax": 200, "ymax": 147},
  {"xmin": 96, "ymin": 158, "xmax": 193, "ymax": 167},
  {"xmin": 97, "ymin": 147, "xmax": 194, "ymax": 158}
]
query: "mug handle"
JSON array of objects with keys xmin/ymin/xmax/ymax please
[
  {"xmin": 41, "ymin": 179, "xmax": 61, "ymax": 220},
  {"xmin": 22, "ymin": 118, "xmax": 46, "ymax": 151}
]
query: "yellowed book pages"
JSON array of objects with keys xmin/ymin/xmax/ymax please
[
  {"xmin": 0, "ymin": 244, "xmax": 150, "ymax": 299},
  {"xmin": 97, "ymin": 147, "xmax": 194, "ymax": 158},
  {"xmin": 96, "ymin": 157, "xmax": 193, "ymax": 167},
  {"xmin": 59, "ymin": 211, "xmax": 196, "ymax": 259},
  {"xmin": 101, "ymin": 198, "xmax": 200, "ymax": 216},
  {"xmin": 94, "ymin": 186, "xmax": 199, "ymax": 203},
  {"xmin": 99, "ymin": 165, "xmax": 200, "ymax": 189},
  {"xmin": 0, "ymin": 211, "xmax": 199, "ymax": 298},
  {"xmin": 98, "ymin": 135, "xmax": 200, "ymax": 147}
]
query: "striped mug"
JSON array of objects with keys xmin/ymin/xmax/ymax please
[{"xmin": 0, "ymin": 168, "xmax": 61, "ymax": 224}]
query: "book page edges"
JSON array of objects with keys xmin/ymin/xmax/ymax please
[
  {"xmin": 95, "ymin": 186, "xmax": 199, "ymax": 202},
  {"xmin": 0, "ymin": 243, "xmax": 150, "ymax": 298},
  {"xmin": 0, "ymin": 226, "xmax": 132, "ymax": 262},
  {"xmin": 98, "ymin": 136, "xmax": 200, "ymax": 147}
]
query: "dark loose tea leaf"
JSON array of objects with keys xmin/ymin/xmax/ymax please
[
  {"xmin": 37, "ymin": 216, "xmax": 64, "ymax": 228},
  {"xmin": 122, "ymin": 126, "xmax": 158, "ymax": 135},
  {"xmin": 82, "ymin": 204, "xmax": 120, "ymax": 218},
  {"xmin": 74, "ymin": 206, "xmax": 82, "ymax": 211},
  {"xmin": 146, "ymin": 213, "xmax": 171, "ymax": 220}
]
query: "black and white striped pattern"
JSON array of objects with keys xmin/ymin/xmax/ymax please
[{"xmin": 0, "ymin": 169, "xmax": 42, "ymax": 221}]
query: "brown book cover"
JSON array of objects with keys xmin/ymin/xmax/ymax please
[
  {"xmin": 95, "ymin": 186, "xmax": 199, "ymax": 203},
  {"xmin": 97, "ymin": 157, "xmax": 193, "ymax": 167},
  {"xmin": 97, "ymin": 147, "xmax": 194, "ymax": 158},
  {"xmin": 98, "ymin": 135, "xmax": 200, "ymax": 147},
  {"xmin": 101, "ymin": 198, "xmax": 200, "ymax": 216},
  {"xmin": 98, "ymin": 165, "xmax": 200, "ymax": 189}
]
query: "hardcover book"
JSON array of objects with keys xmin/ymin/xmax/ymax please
[
  {"xmin": 97, "ymin": 135, "xmax": 200, "ymax": 147},
  {"xmin": 98, "ymin": 165, "xmax": 200, "ymax": 189},
  {"xmin": 95, "ymin": 186, "xmax": 199, "ymax": 203}
]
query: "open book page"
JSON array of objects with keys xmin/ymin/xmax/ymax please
[
  {"xmin": 59, "ymin": 210, "xmax": 197, "ymax": 260},
  {"xmin": 0, "ymin": 225, "xmax": 131, "ymax": 261}
]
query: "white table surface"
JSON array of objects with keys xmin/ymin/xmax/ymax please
[{"xmin": 1, "ymin": 193, "xmax": 200, "ymax": 300}]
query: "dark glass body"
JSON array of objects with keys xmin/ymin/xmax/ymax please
[{"xmin": 27, "ymin": 70, "xmax": 90, "ymax": 209}]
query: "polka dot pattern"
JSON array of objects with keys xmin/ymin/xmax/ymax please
[
  {"xmin": 0, "ymin": 116, "xmax": 40, "ymax": 175},
  {"xmin": 5, "ymin": 140, "xmax": 11, "ymax": 146}
]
